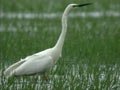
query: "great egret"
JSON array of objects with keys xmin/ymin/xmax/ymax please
[{"xmin": 4, "ymin": 3, "xmax": 91, "ymax": 78}]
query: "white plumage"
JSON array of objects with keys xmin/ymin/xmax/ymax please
[{"xmin": 4, "ymin": 3, "xmax": 91, "ymax": 78}]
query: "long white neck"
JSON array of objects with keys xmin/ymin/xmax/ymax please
[{"xmin": 54, "ymin": 6, "xmax": 72, "ymax": 51}]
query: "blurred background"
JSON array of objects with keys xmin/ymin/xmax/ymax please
[{"xmin": 0, "ymin": 0, "xmax": 120, "ymax": 90}]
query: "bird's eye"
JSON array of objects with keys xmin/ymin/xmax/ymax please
[{"xmin": 72, "ymin": 5, "xmax": 78, "ymax": 7}]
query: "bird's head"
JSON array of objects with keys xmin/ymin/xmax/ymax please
[
  {"xmin": 64, "ymin": 3, "xmax": 92, "ymax": 14},
  {"xmin": 72, "ymin": 3, "xmax": 92, "ymax": 8}
]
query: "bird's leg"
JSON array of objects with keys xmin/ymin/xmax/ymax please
[
  {"xmin": 43, "ymin": 73, "xmax": 48, "ymax": 81},
  {"xmin": 44, "ymin": 75, "xmax": 48, "ymax": 81}
]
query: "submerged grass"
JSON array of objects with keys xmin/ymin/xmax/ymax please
[{"xmin": 0, "ymin": 0, "xmax": 120, "ymax": 90}]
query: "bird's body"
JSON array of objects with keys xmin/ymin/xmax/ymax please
[
  {"xmin": 4, "ymin": 47, "xmax": 61, "ymax": 77},
  {"xmin": 4, "ymin": 3, "xmax": 91, "ymax": 78}
]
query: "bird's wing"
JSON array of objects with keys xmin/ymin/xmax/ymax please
[
  {"xmin": 14, "ymin": 55, "xmax": 53, "ymax": 76},
  {"xmin": 3, "ymin": 54, "xmax": 40, "ymax": 77},
  {"xmin": 4, "ymin": 59, "xmax": 25, "ymax": 78}
]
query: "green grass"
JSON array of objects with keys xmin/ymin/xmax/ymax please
[
  {"xmin": 1, "ymin": 0, "xmax": 120, "ymax": 12},
  {"xmin": 0, "ymin": 0, "xmax": 120, "ymax": 90}
]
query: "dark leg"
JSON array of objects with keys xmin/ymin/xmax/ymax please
[
  {"xmin": 44, "ymin": 75, "xmax": 48, "ymax": 81},
  {"xmin": 43, "ymin": 73, "xmax": 48, "ymax": 81}
]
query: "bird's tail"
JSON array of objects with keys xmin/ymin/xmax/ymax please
[{"xmin": 4, "ymin": 60, "xmax": 25, "ymax": 78}]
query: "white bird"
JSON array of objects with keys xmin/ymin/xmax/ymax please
[{"xmin": 4, "ymin": 3, "xmax": 91, "ymax": 78}]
